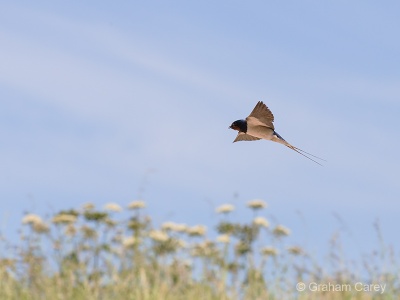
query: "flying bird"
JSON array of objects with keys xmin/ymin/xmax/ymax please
[{"xmin": 229, "ymin": 101, "xmax": 325, "ymax": 165}]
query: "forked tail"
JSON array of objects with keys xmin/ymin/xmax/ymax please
[{"xmin": 273, "ymin": 131, "xmax": 326, "ymax": 166}]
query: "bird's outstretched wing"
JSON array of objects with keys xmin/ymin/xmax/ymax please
[
  {"xmin": 233, "ymin": 132, "xmax": 261, "ymax": 143},
  {"xmin": 247, "ymin": 101, "xmax": 274, "ymax": 129}
]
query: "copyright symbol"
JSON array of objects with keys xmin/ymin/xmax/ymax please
[{"xmin": 296, "ymin": 282, "xmax": 306, "ymax": 292}]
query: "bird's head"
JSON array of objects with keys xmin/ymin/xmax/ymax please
[{"xmin": 229, "ymin": 119, "xmax": 247, "ymax": 133}]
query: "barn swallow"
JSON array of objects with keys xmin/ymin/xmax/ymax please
[{"xmin": 229, "ymin": 101, "xmax": 325, "ymax": 165}]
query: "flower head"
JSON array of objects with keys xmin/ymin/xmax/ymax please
[
  {"xmin": 216, "ymin": 234, "xmax": 230, "ymax": 244},
  {"xmin": 216, "ymin": 204, "xmax": 235, "ymax": 214},
  {"xmin": 247, "ymin": 199, "xmax": 267, "ymax": 210},
  {"xmin": 261, "ymin": 246, "xmax": 278, "ymax": 256},
  {"xmin": 32, "ymin": 221, "xmax": 49, "ymax": 233},
  {"xmin": 149, "ymin": 230, "xmax": 169, "ymax": 242},
  {"xmin": 104, "ymin": 203, "xmax": 122, "ymax": 212},
  {"xmin": 82, "ymin": 203, "xmax": 95, "ymax": 211},
  {"xmin": 273, "ymin": 225, "xmax": 291, "ymax": 237},
  {"xmin": 161, "ymin": 222, "xmax": 187, "ymax": 232},
  {"xmin": 22, "ymin": 214, "xmax": 43, "ymax": 225},
  {"xmin": 128, "ymin": 200, "xmax": 146, "ymax": 210},
  {"xmin": 22, "ymin": 214, "xmax": 48, "ymax": 233},
  {"xmin": 253, "ymin": 216, "xmax": 269, "ymax": 228},
  {"xmin": 122, "ymin": 236, "xmax": 138, "ymax": 247},
  {"xmin": 52, "ymin": 214, "xmax": 77, "ymax": 224},
  {"xmin": 186, "ymin": 225, "xmax": 207, "ymax": 237},
  {"xmin": 287, "ymin": 246, "xmax": 304, "ymax": 255}
]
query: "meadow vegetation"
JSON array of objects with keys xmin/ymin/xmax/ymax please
[{"xmin": 0, "ymin": 199, "xmax": 398, "ymax": 299}]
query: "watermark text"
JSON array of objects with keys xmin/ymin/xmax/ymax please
[{"xmin": 296, "ymin": 282, "xmax": 386, "ymax": 294}]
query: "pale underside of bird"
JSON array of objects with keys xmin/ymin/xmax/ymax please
[{"xmin": 229, "ymin": 101, "xmax": 325, "ymax": 166}]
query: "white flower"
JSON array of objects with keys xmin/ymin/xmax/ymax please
[
  {"xmin": 287, "ymin": 246, "xmax": 304, "ymax": 255},
  {"xmin": 273, "ymin": 225, "xmax": 291, "ymax": 236},
  {"xmin": 216, "ymin": 204, "xmax": 235, "ymax": 214},
  {"xmin": 52, "ymin": 214, "xmax": 77, "ymax": 224},
  {"xmin": 161, "ymin": 222, "xmax": 188, "ymax": 232},
  {"xmin": 247, "ymin": 199, "xmax": 267, "ymax": 210},
  {"xmin": 261, "ymin": 246, "xmax": 278, "ymax": 256},
  {"xmin": 82, "ymin": 203, "xmax": 95, "ymax": 210},
  {"xmin": 128, "ymin": 200, "xmax": 146, "ymax": 209},
  {"xmin": 104, "ymin": 203, "xmax": 122, "ymax": 212},
  {"xmin": 253, "ymin": 216, "xmax": 269, "ymax": 228},
  {"xmin": 122, "ymin": 236, "xmax": 138, "ymax": 247},
  {"xmin": 172, "ymin": 223, "xmax": 187, "ymax": 232},
  {"xmin": 33, "ymin": 222, "xmax": 49, "ymax": 233},
  {"xmin": 186, "ymin": 225, "xmax": 207, "ymax": 237},
  {"xmin": 22, "ymin": 214, "xmax": 43, "ymax": 225},
  {"xmin": 149, "ymin": 230, "xmax": 169, "ymax": 242},
  {"xmin": 216, "ymin": 234, "xmax": 230, "ymax": 244},
  {"xmin": 22, "ymin": 214, "xmax": 48, "ymax": 233}
]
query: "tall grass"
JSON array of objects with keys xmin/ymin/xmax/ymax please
[{"xmin": 0, "ymin": 200, "xmax": 398, "ymax": 299}]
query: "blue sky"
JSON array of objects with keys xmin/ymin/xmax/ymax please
[{"xmin": 1, "ymin": 1, "xmax": 399, "ymax": 258}]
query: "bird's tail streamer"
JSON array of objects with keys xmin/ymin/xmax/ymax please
[
  {"xmin": 286, "ymin": 144, "xmax": 326, "ymax": 166},
  {"xmin": 273, "ymin": 131, "xmax": 326, "ymax": 166}
]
